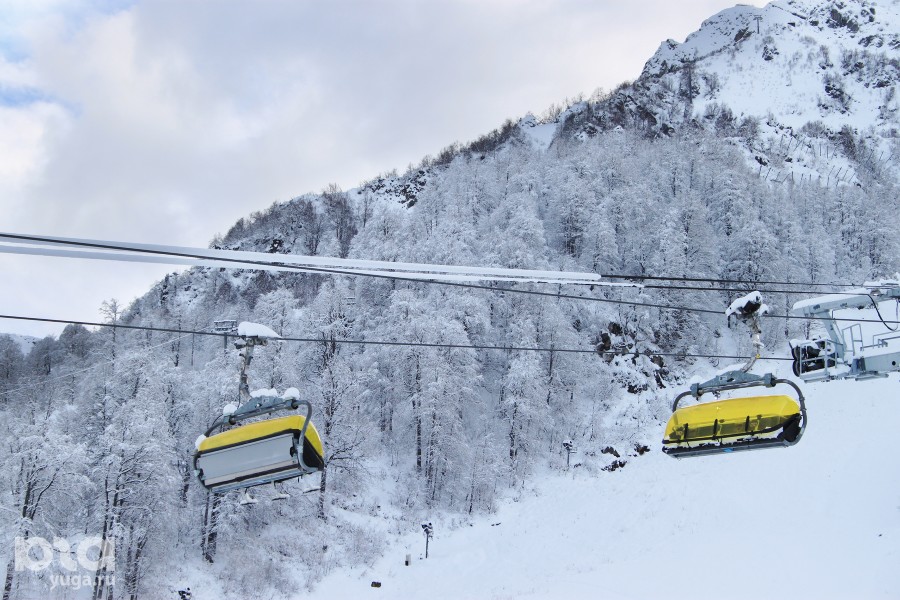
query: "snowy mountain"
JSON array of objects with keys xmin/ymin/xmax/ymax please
[
  {"xmin": 1, "ymin": 1, "xmax": 899, "ymax": 599},
  {"xmin": 642, "ymin": 0, "xmax": 898, "ymax": 131},
  {"xmin": 514, "ymin": 0, "xmax": 899, "ymax": 191},
  {"xmin": 339, "ymin": 0, "xmax": 900, "ymax": 218},
  {"xmin": 632, "ymin": 0, "xmax": 900, "ymax": 184}
]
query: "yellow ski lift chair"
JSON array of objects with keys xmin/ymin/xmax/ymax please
[
  {"xmin": 662, "ymin": 372, "xmax": 807, "ymax": 458},
  {"xmin": 195, "ymin": 395, "xmax": 324, "ymax": 493}
]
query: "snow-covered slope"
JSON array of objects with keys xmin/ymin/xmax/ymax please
[
  {"xmin": 540, "ymin": 0, "xmax": 899, "ymax": 191},
  {"xmin": 518, "ymin": 113, "xmax": 559, "ymax": 151},
  {"xmin": 308, "ymin": 368, "xmax": 900, "ymax": 600},
  {"xmin": 644, "ymin": 0, "xmax": 899, "ymax": 132}
]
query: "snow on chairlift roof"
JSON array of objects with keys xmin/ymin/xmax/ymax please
[
  {"xmin": 237, "ymin": 321, "xmax": 281, "ymax": 339},
  {"xmin": 725, "ymin": 290, "xmax": 768, "ymax": 318}
]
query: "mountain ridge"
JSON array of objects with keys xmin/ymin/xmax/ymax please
[{"xmin": 332, "ymin": 0, "xmax": 897, "ymax": 218}]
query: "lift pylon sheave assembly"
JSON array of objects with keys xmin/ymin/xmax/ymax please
[
  {"xmin": 790, "ymin": 280, "xmax": 900, "ymax": 382},
  {"xmin": 662, "ymin": 291, "xmax": 807, "ymax": 458},
  {"xmin": 194, "ymin": 324, "xmax": 324, "ymax": 494}
]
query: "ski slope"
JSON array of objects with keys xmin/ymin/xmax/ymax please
[{"xmin": 308, "ymin": 371, "xmax": 900, "ymax": 600}]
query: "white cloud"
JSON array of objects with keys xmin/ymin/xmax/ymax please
[{"xmin": 0, "ymin": 102, "xmax": 67, "ymax": 194}]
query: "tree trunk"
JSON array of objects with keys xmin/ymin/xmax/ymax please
[
  {"xmin": 414, "ymin": 359, "xmax": 422, "ymax": 472},
  {"xmin": 124, "ymin": 529, "xmax": 147, "ymax": 600},
  {"xmin": 546, "ymin": 350, "xmax": 555, "ymax": 406},
  {"xmin": 3, "ymin": 556, "xmax": 15, "ymax": 600},
  {"xmin": 180, "ymin": 461, "xmax": 191, "ymax": 505},
  {"xmin": 426, "ymin": 408, "xmax": 437, "ymax": 500},
  {"xmin": 92, "ymin": 514, "xmax": 110, "ymax": 600},
  {"xmin": 317, "ymin": 465, "xmax": 328, "ymax": 521},
  {"xmin": 509, "ymin": 402, "xmax": 518, "ymax": 462},
  {"xmin": 93, "ymin": 484, "xmax": 120, "ymax": 600},
  {"xmin": 202, "ymin": 494, "xmax": 220, "ymax": 563}
]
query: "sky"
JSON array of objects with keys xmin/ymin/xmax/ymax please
[{"xmin": 0, "ymin": 0, "xmax": 766, "ymax": 339}]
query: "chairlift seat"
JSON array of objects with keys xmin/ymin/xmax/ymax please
[
  {"xmin": 195, "ymin": 416, "xmax": 324, "ymax": 493},
  {"xmin": 663, "ymin": 394, "xmax": 802, "ymax": 458}
]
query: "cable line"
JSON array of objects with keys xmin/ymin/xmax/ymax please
[
  {"xmin": 0, "ymin": 233, "xmax": 725, "ymax": 316},
  {"xmin": 638, "ymin": 283, "xmax": 867, "ymax": 296},
  {"xmin": 2, "ymin": 233, "xmax": 897, "ymax": 324},
  {"xmin": 0, "ymin": 313, "xmax": 792, "ymax": 362},
  {"xmin": 600, "ymin": 273, "xmax": 861, "ymax": 288}
]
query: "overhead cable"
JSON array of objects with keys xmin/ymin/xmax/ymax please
[
  {"xmin": 1, "ymin": 233, "xmax": 896, "ymax": 324},
  {"xmin": 600, "ymin": 273, "xmax": 861, "ymax": 288},
  {"xmin": 0, "ymin": 313, "xmax": 792, "ymax": 361}
]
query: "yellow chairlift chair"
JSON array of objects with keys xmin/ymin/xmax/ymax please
[
  {"xmin": 662, "ymin": 291, "xmax": 807, "ymax": 458},
  {"xmin": 194, "ymin": 325, "xmax": 324, "ymax": 494},
  {"xmin": 662, "ymin": 372, "xmax": 806, "ymax": 458}
]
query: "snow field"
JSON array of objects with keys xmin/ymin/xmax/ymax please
[{"xmin": 309, "ymin": 373, "xmax": 900, "ymax": 600}]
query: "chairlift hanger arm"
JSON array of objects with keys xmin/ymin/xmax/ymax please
[
  {"xmin": 204, "ymin": 396, "xmax": 307, "ymax": 437},
  {"xmin": 673, "ymin": 372, "xmax": 776, "ymax": 411}
]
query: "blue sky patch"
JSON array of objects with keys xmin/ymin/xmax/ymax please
[{"xmin": 0, "ymin": 85, "xmax": 54, "ymax": 107}]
